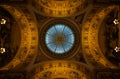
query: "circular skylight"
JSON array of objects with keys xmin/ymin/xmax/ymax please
[{"xmin": 45, "ymin": 24, "xmax": 74, "ymax": 54}]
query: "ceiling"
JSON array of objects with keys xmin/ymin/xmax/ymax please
[
  {"xmin": 0, "ymin": 0, "xmax": 120, "ymax": 79},
  {"xmin": 30, "ymin": 0, "xmax": 90, "ymax": 17}
]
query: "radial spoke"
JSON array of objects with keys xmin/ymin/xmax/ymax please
[
  {"xmin": 62, "ymin": 44, "xmax": 66, "ymax": 52},
  {"xmin": 47, "ymin": 42, "xmax": 55, "ymax": 44},
  {"xmin": 54, "ymin": 44, "xmax": 58, "ymax": 52},
  {"xmin": 54, "ymin": 26, "xmax": 58, "ymax": 33},
  {"xmin": 65, "ymin": 33, "xmax": 73, "ymax": 37},
  {"xmin": 66, "ymin": 41, "xmax": 73, "ymax": 45},
  {"xmin": 62, "ymin": 26, "xmax": 65, "ymax": 34},
  {"xmin": 47, "ymin": 33, "xmax": 54, "ymax": 37}
]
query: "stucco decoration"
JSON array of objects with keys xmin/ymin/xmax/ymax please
[
  {"xmin": 29, "ymin": 60, "xmax": 93, "ymax": 79},
  {"xmin": 31, "ymin": 0, "xmax": 89, "ymax": 17},
  {"xmin": 0, "ymin": 5, "xmax": 38, "ymax": 70},
  {"xmin": 82, "ymin": 6, "xmax": 119, "ymax": 68}
]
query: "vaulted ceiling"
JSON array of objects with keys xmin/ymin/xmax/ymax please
[
  {"xmin": 0, "ymin": 0, "xmax": 120, "ymax": 79},
  {"xmin": 30, "ymin": 0, "xmax": 90, "ymax": 17}
]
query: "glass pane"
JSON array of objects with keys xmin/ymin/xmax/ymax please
[
  {"xmin": 63, "ymin": 26, "xmax": 73, "ymax": 35},
  {"xmin": 55, "ymin": 24, "xmax": 64, "ymax": 34},
  {"xmin": 47, "ymin": 43, "xmax": 57, "ymax": 52},
  {"xmin": 65, "ymin": 34, "xmax": 74, "ymax": 44},
  {"xmin": 62, "ymin": 42, "xmax": 73, "ymax": 52},
  {"xmin": 55, "ymin": 45, "xmax": 64, "ymax": 54},
  {"xmin": 45, "ymin": 34, "xmax": 54, "ymax": 44},
  {"xmin": 47, "ymin": 26, "xmax": 57, "ymax": 35}
]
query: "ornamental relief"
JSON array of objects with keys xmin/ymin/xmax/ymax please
[
  {"xmin": 29, "ymin": 61, "xmax": 92, "ymax": 79},
  {"xmin": 31, "ymin": 0, "xmax": 89, "ymax": 17},
  {"xmin": 0, "ymin": 5, "xmax": 38, "ymax": 70},
  {"xmin": 82, "ymin": 5, "xmax": 119, "ymax": 68}
]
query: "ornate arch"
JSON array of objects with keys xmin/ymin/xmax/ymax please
[
  {"xmin": 0, "ymin": 5, "xmax": 38, "ymax": 70},
  {"xmin": 29, "ymin": 60, "xmax": 93, "ymax": 79},
  {"xmin": 82, "ymin": 5, "xmax": 119, "ymax": 68},
  {"xmin": 30, "ymin": 0, "xmax": 90, "ymax": 17}
]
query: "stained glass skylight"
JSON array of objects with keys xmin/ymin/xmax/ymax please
[{"xmin": 45, "ymin": 24, "xmax": 74, "ymax": 54}]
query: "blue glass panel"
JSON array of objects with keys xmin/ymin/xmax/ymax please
[
  {"xmin": 47, "ymin": 43, "xmax": 57, "ymax": 52},
  {"xmin": 65, "ymin": 34, "xmax": 74, "ymax": 44},
  {"xmin": 45, "ymin": 24, "xmax": 74, "ymax": 54},
  {"xmin": 55, "ymin": 45, "xmax": 64, "ymax": 54},
  {"xmin": 45, "ymin": 34, "xmax": 54, "ymax": 44},
  {"xmin": 63, "ymin": 26, "xmax": 73, "ymax": 35},
  {"xmin": 62, "ymin": 42, "xmax": 73, "ymax": 52},
  {"xmin": 47, "ymin": 26, "xmax": 57, "ymax": 35},
  {"xmin": 55, "ymin": 24, "xmax": 64, "ymax": 34}
]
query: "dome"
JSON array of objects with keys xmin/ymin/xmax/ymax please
[{"xmin": 45, "ymin": 24, "xmax": 74, "ymax": 54}]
